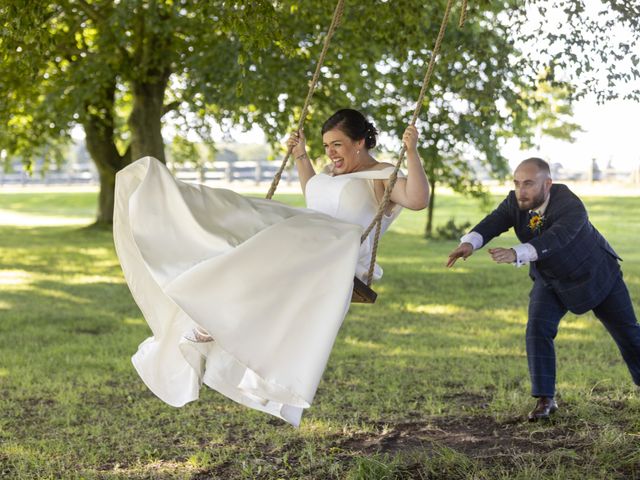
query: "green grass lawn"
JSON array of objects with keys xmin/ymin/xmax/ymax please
[{"xmin": 1, "ymin": 188, "xmax": 639, "ymax": 479}]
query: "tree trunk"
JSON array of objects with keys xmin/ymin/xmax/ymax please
[
  {"xmin": 84, "ymin": 118, "xmax": 125, "ymax": 226},
  {"xmin": 82, "ymin": 82, "xmax": 129, "ymax": 226},
  {"xmin": 82, "ymin": 71, "xmax": 169, "ymax": 225},
  {"xmin": 96, "ymin": 167, "xmax": 116, "ymax": 225},
  {"xmin": 129, "ymin": 74, "xmax": 169, "ymax": 163},
  {"xmin": 425, "ymin": 178, "xmax": 436, "ymax": 238}
]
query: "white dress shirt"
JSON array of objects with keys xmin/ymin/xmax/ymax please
[{"xmin": 460, "ymin": 193, "xmax": 551, "ymax": 267}]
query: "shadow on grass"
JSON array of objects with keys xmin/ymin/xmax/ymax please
[{"xmin": 2, "ymin": 219, "xmax": 640, "ymax": 478}]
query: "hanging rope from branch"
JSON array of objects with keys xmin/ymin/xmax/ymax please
[
  {"xmin": 459, "ymin": 0, "xmax": 468, "ymax": 28},
  {"xmin": 262, "ymin": 0, "xmax": 469, "ymax": 294},
  {"xmin": 361, "ymin": 0, "xmax": 459, "ymax": 286},
  {"xmin": 265, "ymin": 0, "xmax": 346, "ymax": 200}
]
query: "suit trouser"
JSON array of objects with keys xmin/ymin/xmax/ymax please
[{"xmin": 526, "ymin": 273, "xmax": 640, "ymax": 397}]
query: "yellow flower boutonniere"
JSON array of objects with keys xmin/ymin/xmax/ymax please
[{"xmin": 528, "ymin": 213, "xmax": 544, "ymax": 233}]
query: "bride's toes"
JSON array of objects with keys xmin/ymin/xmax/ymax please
[{"xmin": 184, "ymin": 327, "xmax": 214, "ymax": 343}]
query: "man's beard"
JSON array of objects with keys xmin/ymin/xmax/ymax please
[{"xmin": 517, "ymin": 189, "xmax": 547, "ymax": 211}]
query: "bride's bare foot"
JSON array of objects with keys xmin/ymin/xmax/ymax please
[{"xmin": 184, "ymin": 326, "xmax": 214, "ymax": 343}]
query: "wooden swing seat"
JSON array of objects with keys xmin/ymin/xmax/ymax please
[{"xmin": 351, "ymin": 276, "xmax": 377, "ymax": 304}]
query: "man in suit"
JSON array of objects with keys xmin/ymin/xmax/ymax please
[{"xmin": 446, "ymin": 157, "xmax": 640, "ymax": 421}]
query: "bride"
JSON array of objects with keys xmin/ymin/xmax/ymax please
[
  {"xmin": 113, "ymin": 108, "xmax": 429, "ymax": 426},
  {"xmin": 289, "ymin": 109, "xmax": 429, "ymax": 282}
]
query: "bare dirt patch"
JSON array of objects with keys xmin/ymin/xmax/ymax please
[{"xmin": 338, "ymin": 414, "xmax": 585, "ymax": 459}]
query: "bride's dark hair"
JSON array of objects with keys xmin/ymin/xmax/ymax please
[{"xmin": 321, "ymin": 109, "xmax": 378, "ymax": 149}]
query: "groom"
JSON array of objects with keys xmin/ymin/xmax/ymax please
[{"xmin": 447, "ymin": 157, "xmax": 640, "ymax": 421}]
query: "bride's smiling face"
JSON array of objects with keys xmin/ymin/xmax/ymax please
[{"xmin": 322, "ymin": 128, "xmax": 364, "ymax": 175}]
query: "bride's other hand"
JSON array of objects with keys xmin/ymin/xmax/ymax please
[
  {"xmin": 288, "ymin": 129, "xmax": 316, "ymax": 192},
  {"xmin": 402, "ymin": 125, "xmax": 419, "ymax": 152},
  {"xmin": 287, "ymin": 130, "xmax": 308, "ymax": 159}
]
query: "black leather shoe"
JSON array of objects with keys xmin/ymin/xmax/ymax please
[{"xmin": 527, "ymin": 397, "xmax": 558, "ymax": 422}]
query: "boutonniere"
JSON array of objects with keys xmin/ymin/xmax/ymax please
[{"xmin": 528, "ymin": 212, "xmax": 545, "ymax": 233}]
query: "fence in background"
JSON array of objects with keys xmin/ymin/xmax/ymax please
[{"xmin": 0, "ymin": 161, "xmax": 298, "ymax": 187}]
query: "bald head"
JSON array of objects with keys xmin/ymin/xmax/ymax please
[
  {"xmin": 516, "ymin": 157, "xmax": 551, "ymax": 179},
  {"xmin": 513, "ymin": 157, "xmax": 553, "ymax": 211}
]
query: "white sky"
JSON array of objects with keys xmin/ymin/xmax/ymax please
[
  {"xmin": 503, "ymin": 96, "xmax": 640, "ymax": 172},
  {"xmin": 503, "ymin": 1, "xmax": 640, "ymax": 172}
]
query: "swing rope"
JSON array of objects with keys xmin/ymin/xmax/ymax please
[
  {"xmin": 265, "ymin": 0, "xmax": 346, "ymax": 200},
  {"xmin": 459, "ymin": 0, "xmax": 468, "ymax": 28},
  {"xmin": 361, "ymin": 0, "xmax": 459, "ymax": 286},
  {"xmin": 264, "ymin": 0, "xmax": 468, "ymax": 292}
]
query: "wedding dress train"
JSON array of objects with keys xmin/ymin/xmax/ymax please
[{"xmin": 114, "ymin": 156, "xmax": 400, "ymax": 426}]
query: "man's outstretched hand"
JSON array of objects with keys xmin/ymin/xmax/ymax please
[
  {"xmin": 488, "ymin": 247, "xmax": 516, "ymax": 264},
  {"xmin": 446, "ymin": 242, "xmax": 474, "ymax": 268}
]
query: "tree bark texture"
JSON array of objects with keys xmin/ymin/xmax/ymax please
[
  {"xmin": 128, "ymin": 73, "xmax": 169, "ymax": 164},
  {"xmin": 425, "ymin": 178, "xmax": 435, "ymax": 238},
  {"xmin": 82, "ymin": 83, "xmax": 130, "ymax": 225}
]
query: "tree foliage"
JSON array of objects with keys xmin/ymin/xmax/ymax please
[
  {"xmin": 513, "ymin": 0, "xmax": 640, "ymax": 102},
  {"xmin": 1, "ymin": 0, "xmax": 292, "ymax": 223},
  {"xmin": 517, "ymin": 77, "xmax": 584, "ymax": 150},
  {"xmin": 1, "ymin": 0, "xmax": 587, "ymax": 230}
]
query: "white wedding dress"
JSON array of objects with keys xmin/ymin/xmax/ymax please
[
  {"xmin": 305, "ymin": 168, "xmax": 403, "ymax": 282},
  {"xmin": 113, "ymin": 156, "xmax": 401, "ymax": 426}
]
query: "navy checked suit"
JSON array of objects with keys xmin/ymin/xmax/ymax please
[{"xmin": 471, "ymin": 184, "xmax": 640, "ymax": 396}]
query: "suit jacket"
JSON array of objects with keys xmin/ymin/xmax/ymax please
[{"xmin": 471, "ymin": 184, "xmax": 621, "ymax": 314}]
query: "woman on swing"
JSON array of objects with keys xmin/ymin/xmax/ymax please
[
  {"xmin": 113, "ymin": 108, "xmax": 429, "ymax": 427},
  {"xmin": 288, "ymin": 108, "xmax": 430, "ymax": 283}
]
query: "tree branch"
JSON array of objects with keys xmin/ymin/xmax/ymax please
[
  {"xmin": 162, "ymin": 101, "xmax": 181, "ymax": 117},
  {"xmin": 73, "ymin": 0, "xmax": 101, "ymax": 24},
  {"xmin": 71, "ymin": 0, "xmax": 132, "ymax": 65}
]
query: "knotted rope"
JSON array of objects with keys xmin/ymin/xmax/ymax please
[
  {"xmin": 265, "ymin": 0, "xmax": 345, "ymax": 200},
  {"xmin": 361, "ymin": 0, "xmax": 459, "ymax": 285}
]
